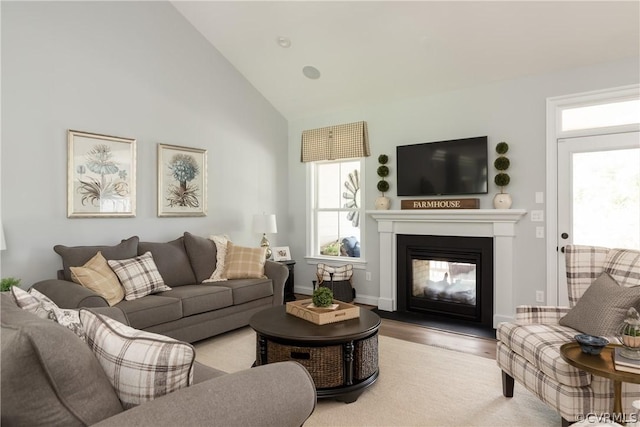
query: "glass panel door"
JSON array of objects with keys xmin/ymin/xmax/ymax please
[{"xmin": 556, "ymin": 131, "xmax": 640, "ymax": 305}]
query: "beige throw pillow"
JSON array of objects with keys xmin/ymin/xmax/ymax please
[
  {"xmin": 224, "ymin": 242, "xmax": 267, "ymax": 280},
  {"xmin": 203, "ymin": 235, "xmax": 230, "ymax": 282},
  {"xmin": 559, "ymin": 272, "xmax": 640, "ymax": 337},
  {"xmin": 70, "ymin": 251, "xmax": 125, "ymax": 306}
]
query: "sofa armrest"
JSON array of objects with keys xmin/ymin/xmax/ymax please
[
  {"xmin": 515, "ymin": 305, "xmax": 571, "ymax": 325},
  {"xmin": 264, "ymin": 260, "xmax": 288, "ymax": 306},
  {"xmin": 30, "ymin": 279, "xmax": 109, "ymax": 309},
  {"xmin": 93, "ymin": 362, "xmax": 316, "ymax": 427}
]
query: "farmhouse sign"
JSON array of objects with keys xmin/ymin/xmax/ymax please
[{"xmin": 401, "ymin": 198, "xmax": 480, "ymax": 210}]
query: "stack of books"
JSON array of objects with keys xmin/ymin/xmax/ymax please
[{"xmin": 613, "ymin": 347, "xmax": 640, "ymax": 374}]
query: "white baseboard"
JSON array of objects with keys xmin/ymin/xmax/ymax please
[{"xmin": 294, "ymin": 286, "xmax": 379, "ymax": 307}]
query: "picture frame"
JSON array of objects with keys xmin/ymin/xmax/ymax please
[
  {"xmin": 273, "ymin": 246, "xmax": 292, "ymax": 261},
  {"xmin": 157, "ymin": 143, "xmax": 207, "ymax": 217},
  {"xmin": 67, "ymin": 130, "xmax": 136, "ymax": 218}
]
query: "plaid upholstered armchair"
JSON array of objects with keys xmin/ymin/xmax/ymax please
[{"xmin": 496, "ymin": 245, "xmax": 640, "ymax": 426}]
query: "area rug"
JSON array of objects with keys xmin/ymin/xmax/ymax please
[{"xmin": 194, "ymin": 327, "xmax": 559, "ymax": 427}]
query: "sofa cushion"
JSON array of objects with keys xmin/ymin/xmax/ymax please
[
  {"xmin": 115, "ymin": 295, "xmax": 182, "ymax": 330},
  {"xmin": 183, "ymin": 232, "xmax": 217, "ymax": 283},
  {"xmin": 224, "ymin": 242, "xmax": 267, "ymax": 280},
  {"xmin": 559, "ymin": 272, "xmax": 640, "ymax": 337},
  {"xmin": 158, "ymin": 285, "xmax": 233, "ymax": 317},
  {"xmin": 139, "ymin": 237, "xmax": 197, "ymax": 287},
  {"xmin": 11, "ymin": 286, "xmax": 85, "ymax": 341},
  {"xmin": 109, "ymin": 252, "xmax": 171, "ymax": 301},
  {"xmin": 54, "ymin": 236, "xmax": 139, "ymax": 281},
  {"xmin": 70, "ymin": 251, "xmax": 125, "ymax": 306},
  {"xmin": 497, "ymin": 321, "xmax": 591, "ymax": 387},
  {"xmin": 222, "ymin": 278, "xmax": 273, "ymax": 305},
  {"xmin": 604, "ymin": 247, "xmax": 640, "ymax": 288},
  {"xmin": 80, "ymin": 309, "xmax": 195, "ymax": 409},
  {"xmin": 1, "ymin": 294, "xmax": 123, "ymax": 426}
]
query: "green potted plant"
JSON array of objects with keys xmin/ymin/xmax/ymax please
[
  {"xmin": 493, "ymin": 142, "xmax": 512, "ymax": 209},
  {"xmin": 619, "ymin": 307, "xmax": 640, "ymax": 359},
  {"xmin": 311, "ymin": 286, "xmax": 336, "ymax": 310},
  {"xmin": 375, "ymin": 154, "xmax": 391, "ymax": 210},
  {"xmin": 1, "ymin": 277, "xmax": 21, "ymax": 292}
]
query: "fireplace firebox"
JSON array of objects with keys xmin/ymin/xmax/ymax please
[{"xmin": 397, "ymin": 234, "xmax": 493, "ymax": 328}]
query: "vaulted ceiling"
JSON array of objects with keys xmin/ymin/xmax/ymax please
[{"xmin": 173, "ymin": 1, "xmax": 640, "ymax": 120}]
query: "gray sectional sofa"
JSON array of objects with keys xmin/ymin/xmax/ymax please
[
  {"xmin": 1, "ymin": 292, "xmax": 316, "ymax": 426},
  {"xmin": 32, "ymin": 232, "xmax": 289, "ymax": 343}
]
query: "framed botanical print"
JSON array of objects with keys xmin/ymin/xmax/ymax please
[
  {"xmin": 67, "ymin": 130, "xmax": 136, "ymax": 218},
  {"xmin": 157, "ymin": 143, "xmax": 207, "ymax": 217}
]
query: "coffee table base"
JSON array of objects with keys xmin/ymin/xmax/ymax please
[
  {"xmin": 317, "ymin": 370, "xmax": 379, "ymax": 403},
  {"xmin": 255, "ymin": 333, "xmax": 379, "ymax": 403}
]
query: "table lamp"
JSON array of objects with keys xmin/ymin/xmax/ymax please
[{"xmin": 253, "ymin": 214, "xmax": 277, "ymax": 259}]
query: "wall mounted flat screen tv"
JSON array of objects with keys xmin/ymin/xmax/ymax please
[{"xmin": 396, "ymin": 136, "xmax": 488, "ymax": 196}]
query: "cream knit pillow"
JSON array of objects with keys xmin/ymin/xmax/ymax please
[{"xmin": 203, "ymin": 234, "xmax": 230, "ymax": 282}]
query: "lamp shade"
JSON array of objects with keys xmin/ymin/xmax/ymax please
[{"xmin": 252, "ymin": 214, "xmax": 277, "ymax": 234}]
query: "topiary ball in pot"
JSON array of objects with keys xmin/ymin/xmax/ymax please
[{"xmin": 312, "ymin": 286, "xmax": 334, "ymax": 307}]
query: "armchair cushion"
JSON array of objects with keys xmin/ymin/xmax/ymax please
[
  {"xmin": 497, "ymin": 321, "xmax": 591, "ymax": 387},
  {"xmin": 559, "ymin": 272, "xmax": 640, "ymax": 337}
]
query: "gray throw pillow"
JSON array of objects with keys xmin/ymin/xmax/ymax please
[
  {"xmin": 54, "ymin": 236, "xmax": 139, "ymax": 281},
  {"xmin": 183, "ymin": 232, "xmax": 218, "ymax": 283},
  {"xmin": 138, "ymin": 237, "xmax": 196, "ymax": 286},
  {"xmin": 559, "ymin": 272, "xmax": 640, "ymax": 336}
]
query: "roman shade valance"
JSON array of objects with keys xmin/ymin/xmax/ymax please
[{"xmin": 300, "ymin": 121, "xmax": 370, "ymax": 162}]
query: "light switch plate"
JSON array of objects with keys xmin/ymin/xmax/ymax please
[
  {"xmin": 535, "ymin": 192, "xmax": 544, "ymax": 204},
  {"xmin": 531, "ymin": 210, "xmax": 544, "ymax": 222}
]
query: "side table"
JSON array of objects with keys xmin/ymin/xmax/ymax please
[
  {"xmin": 560, "ymin": 342, "xmax": 640, "ymax": 421},
  {"xmin": 278, "ymin": 260, "xmax": 296, "ymax": 303}
]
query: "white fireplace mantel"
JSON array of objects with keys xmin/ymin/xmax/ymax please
[{"xmin": 367, "ymin": 209, "xmax": 527, "ymax": 327}]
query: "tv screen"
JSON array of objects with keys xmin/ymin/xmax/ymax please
[{"xmin": 396, "ymin": 136, "xmax": 488, "ymax": 196}]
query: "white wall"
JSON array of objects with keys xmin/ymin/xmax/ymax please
[
  {"xmin": 1, "ymin": 2, "xmax": 289, "ymax": 286},
  {"xmin": 287, "ymin": 57, "xmax": 640, "ymax": 308}
]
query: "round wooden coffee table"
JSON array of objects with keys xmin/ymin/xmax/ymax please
[
  {"xmin": 249, "ymin": 305, "xmax": 380, "ymax": 403},
  {"xmin": 560, "ymin": 342, "xmax": 640, "ymax": 418}
]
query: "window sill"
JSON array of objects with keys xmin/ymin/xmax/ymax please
[{"xmin": 303, "ymin": 256, "xmax": 367, "ymax": 269}]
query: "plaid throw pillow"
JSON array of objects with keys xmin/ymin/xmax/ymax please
[
  {"xmin": 70, "ymin": 251, "xmax": 125, "ymax": 306},
  {"xmin": 11, "ymin": 287, "xmax": 85, "ymax": 341},
  {"xmin": 604, "ymin": 248, "xmax": 640, "ymax": 288},
  {"xmin": 224, "ymin": 242, "xmax": 267, "ymax": 279},
  {"xmin": 108, "ymin": 252, "xmax": 170, "ymax": 301},
  {"xmin": 79, "ymin": 309, "xmax": 195, "ymax": 409}
]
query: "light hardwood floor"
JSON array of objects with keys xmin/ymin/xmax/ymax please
[{"xmin": 294, "ymin": 295, "xmax": 497, "ymax": 359}]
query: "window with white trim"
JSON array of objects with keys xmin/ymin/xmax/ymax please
[{"xmin": 309, "ymin": 159, "xmax": 364, "ymax": 260}]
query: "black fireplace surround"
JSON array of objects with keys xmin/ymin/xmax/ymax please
[{"xmin": 396, "ymin": 234, "xmax": 494, "ymax": 328}]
